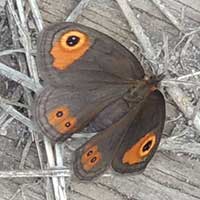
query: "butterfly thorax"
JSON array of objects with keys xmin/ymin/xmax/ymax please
[{"xmin": 123, "ymin": 75, "xmax": 161, "ymax": 106}]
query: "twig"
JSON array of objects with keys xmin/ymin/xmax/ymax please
[
  {"xmin": 177, "ymin": 71, "xmax": 200, "ymax": 80},
  {"xmin": 9, "ymin": 188, "xmax": 21, "ymax": 200},
  {"xmin": 8, "ymin": 0, "xmax": 45, "ymax": 174},
  {"xmin": 116, "ymin": 0, "xmax": 156, "ymax": 60},
  {"xmin": 193, "ymin": 112, "xmax": 200, "ymax": 131},
  {"xmin": 162, "ymin": 79, "xmax": 200, "ymax": 87},
  {"xmin": 45, "ymin": 177, "xmax": 55, "ymax": 200},
  {"xmin": 0, "ymin": 113, "xmax": 10, "ymax": 127},
  {"xmin": 21, "ymin": 187, "xmax": 26, "ymax": 200},
  {"xmin": 71, "ymin": 132, "xmax": 96, "ymax": 139},
  {"xmin": 0, "ymin": 168, "xmax": 111, "ymax": 178},
  {"xmin": 65, "ymin": 0, "xmax": 91, "ymax": 22},
  {"xmin": 180, "ymin": 34, "xmax": 195, "ymax": 58},
  {"xmin": 180, "ymin": 6, "xmax": 186, "ymax": 29},
  {"xmin": 0, "ymin": 102, "xmax": 35, "ymax": 130},
  {"xmin": 0, "ymin": 62, "xmax": 42, "ymax": 92},
  {"xmin": 28, "ymin": 0, "xmax": 44, "ymax": 31},
  {"xmin": 16, "ymin": 0, "xmax": 26, "ymax": 28},
  {"xmin": 165, "ymin": 114, "xmax": 182, "ymax": 124},
  {"xmin": 34, "ymin": 132, "xmax": 44, "ymax": 169},
  {"xmin": 151, "ymin": 0, "xmax": 183, "ymax": 31},
  {"xmin": 0, "ymin": 49, "xmax": 25, "ymax": 56},
  {"xmin": 19, "ymin": 136, "xmax": 33, "ymax": 169},
  {"xmin": 7, "ymin": 0, "xmax": 40, "ymax": 84},
  {"xmin": 0, "ymin": 117, "xmax": 14, "ymax": 136},
  {"xmin": 163, "ymin": 32, "xmax": 169, "ymax": 72},
  {"xmin": 174, "ymin": 26, "xmax": 200, "ymax": 51},
  {"xmin": 55, "ymin": 143, "xmax": 67, "ymax": 200},
  {"xmin": 3, "ymin": 1, "xmax": 33, "ymax": 134},
  {"xmin": 0, "ymin": 96, "xmax": 28, "ymax": 108},
  {"xmin": 44, "ymin": 137, "xmax": 65, "ymax": 200}
]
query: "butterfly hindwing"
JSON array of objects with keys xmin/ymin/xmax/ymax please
[
  {"xmin": 111, "ymin": 90, "xmax": 165, "ymax": 174},
  {"xmin": 73, "ymin": 90, "xmax": 165, "ymax": 180},
  {"xmin": 73, "ymin": 103, "xmax": 140, "ymax": 180}
]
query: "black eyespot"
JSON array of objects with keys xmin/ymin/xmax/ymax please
[
  {"xmin": 90, "ymin": 157, "xmax": 97, "ymax": 163},
  {"xmin": 142, "ymin": 141, "xmax": 152, "ymax": 152},
  {"xmin": 65, "ymin": 122, "xmax": 71, "ymax": 128},
  {"xmin": 87, "ymin": 150, "xmax": 93, "ymax": 157},
  {"xmin": 66, "ymin": 35, "xmax": 80, "ymax": 46},
  {"xmin": 56, "ymin": 111, "xmax": 63, "ymax": 118}
]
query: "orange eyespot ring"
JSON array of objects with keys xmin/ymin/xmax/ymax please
[
  {"xmin": 47, "ymin": 106, "xmax": 77, "ymax": 135},
  {"xmin": 81, "ymin": 145, "xmax": 102, "ymax": 171},
  {"xmin": 50, "ymin": 30, "xmax": 90, "ymax": 70},
  {"xmin": 83, "ymin": 152, "xmax": 102, "ymax": 171},
  {"xmin": 60, "ymin": 31, "xmax": 88, "ymax": 51},
  {"xmin": 122, "ymin": 132, "xmax": 157, "ymax": 165},
  {"xmin": 56, "ymin": 111, "xmax": 64, "ymax": 118},
  {"xmin": 81, "ymin": 145, "xmax": 98, "ymax": 164},
  {"xmin": 139, "ymin": 135, "xmax": 156, "ymax": 157}
]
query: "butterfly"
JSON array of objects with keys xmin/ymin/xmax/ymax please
[{"xmin": 32, "ymin": 22, "xmax": 165, "ymax": 180}]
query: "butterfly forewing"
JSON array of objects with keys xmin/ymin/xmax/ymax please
[
  {"xmin": 33, "ymin": 84, "xmax": 129, "ymax": 142},
  {"xmin": 36, "ymin": 22, "xmax": 144, "ymax": 89}
]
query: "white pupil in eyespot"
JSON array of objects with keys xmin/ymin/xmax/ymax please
[{"xmin": 66, "ymin": 35, "xmax": 80, "ymax": 46}]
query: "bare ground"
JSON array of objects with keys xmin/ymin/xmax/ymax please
[{"xmin": 0, "ymin": 0, "xmax": 200, "ymax": 199}]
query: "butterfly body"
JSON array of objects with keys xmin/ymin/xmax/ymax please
[{"xmin": 33, "ymin": 22, "xmax": 165, "ymax": 180}]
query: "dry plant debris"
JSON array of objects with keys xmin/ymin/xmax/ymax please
[{"xmin": 0, "ymin": 0, "xmax": 199, "ymax": 199}]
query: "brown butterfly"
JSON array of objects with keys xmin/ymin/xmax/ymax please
[{"xmin": 32, "ymin": 22, "xmax": 165, "ymax": 181}]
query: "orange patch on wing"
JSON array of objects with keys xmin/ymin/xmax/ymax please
[
  {"xmin": 50, "ymin": 30, "xmax": 90, "ymax": 70},
  {"xmin": 47, "ymin": 106, "xmax": 77, "ymax": 134},
  {"xmin": 81, "ymin": 145, "xmax": 102, "ymax": 171},
  {"xmin": 122, "ymin": 132, "xmax": 156, "ymax": 165}
]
